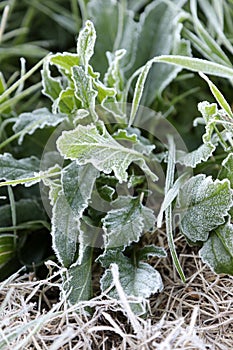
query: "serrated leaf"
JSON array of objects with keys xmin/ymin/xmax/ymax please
[
  {"xmin": 13, "ymin": 108, "xmax": 65, "ymax": 145},
  {"xmin": 61, "ymin": 162, "xmax": 99, "ymax": 219},
  {"xmin": 57, "ymin": 123, "xmax": 157, "ymax": 183},
  {"xmin": 102, "ymin": 195, "xmax": 155, "ymax": 249},
  {"xmin": 113, "ymin": 128, "xmax": 155, "ymax": 155},
  {"xmin": 176, "ymin": 142, "xmax": 216, "ymax": 168},
  {"xmin": 0, "ymin": 234, "xmax": 15, "ymax": 265},
  {"xmin": 77, "ymin": 20, "xmax": 96, "ymax": 69},
  {"xmin": 200, "ymin": 221, "xmax": 233, "ymax": 275},
  {"xmin": 179, "ymin": 175, "xmax": 233, "ymax": 242},
  {"xmin": 99, "ymin": 250, "xmax": 163, "ymax": 301},
  {"xmin": 0, "ymin": 153, "xmax": 40, "ymax": 184},
  {"xmin": 72, "ymin": 66, "xmax": 98, "ymax": 111},
  {"xmin": 51, "ymin": 193, "xmax": 79, "ymax": 267}
]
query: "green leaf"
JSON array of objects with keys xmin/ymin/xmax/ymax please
[
  {"xmin": 0, "ymin": 234, "xmax": 15, "ymax": 265},
  {"xmin": 0, "ymin": 199, "xmax": 47, "ymax": 227},
  {"xmin": 50, "ymin": 53, "xmax": 80, "ymax": 75},
  {"xmin": 104, "ymin": 49, "xmax": 126, "ymax": 93},
  {"xmin": 99, "ymin": 250, "xmax": 163, "ymax": 301},
  {"xmin": 54, "ymin": 87, "xmax": 80, "ymax": 114},
  {"xmin": 61, "ymin": 162, "xmax": 99, "ymax": 220},
  {"xmin": 63, "ymin": 246, "xmax": 93, "ymax": 303},
  {"xmin": 57, "ymin": 122, "xmax": 157, "ymax": 183},
  {"xmin": 77, "ymin": 20, "xmax": 96, "ymax": 69},
  {"xmin": 132, "ymin": 1, "xmax": 189, "ymax": 105},
  {"xmin": 176, "ymin": 143, "xmax": 216, "ymax": 168},
  {"xmin": 41, "ymin": 59, "xmax": 62, "ymax": 102},
  {"xmin": 152, "ymin": 55, "xmax": 233, "ymax": 80},
  {"xmin": 51, "ymin": 193, "xmax": 79, "ymax": 267},
  {"xmin": 200, "ymin": 221, "xmax": 233, "ymax": 275},
  {"xmin": 219, "ymin": 154, "xmax": 233, "ymax": 188},
  {"xmin": 102, "ymin": 195, "xmax": 155, "ymax": 249},
  {"xmin": 13, "ymin": 108, "xmax": 65, "ymax": 145},
  {"xmin": 72, "ymin": 66, "xmax": 97, "ymax": 111},
  {"xmin": 179, "ymin": 175, "xmax": 233, "ymax": 242},
  {"xmin": 199, "ymin": 72, "xmax": 233, "ymax": 119},
  {"xmin": 0, "ymin": 153, "xmax": 40, "ymax": 184}
]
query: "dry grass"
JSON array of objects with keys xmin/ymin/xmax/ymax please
[{"xmin": 1, "ymin": 232, "xmax": 233, "ymax": 350}]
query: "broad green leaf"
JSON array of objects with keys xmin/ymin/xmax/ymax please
[
  {"xmin": 13, "ymin": 108, "xmax": 65, "ymax": 145},
  {"xmin": 77, "ymin": 20, "xmax": 96, "ymax": 70},
  {"xmin": 63, "ymin": 246, "xmax": 93, "ymax": 303},
  {"xmin": 102, "ymin": 195, "xmax": 155, "ymax": 249},
  {"xmin": 51, "ymin": 193, "xmax": 79, "ymax": 267},
  {"xmin": 57, "ymin": 122, "xmax": 157, "ymax": 183},
  {"xmin": 176, "ymin": 143, "xmax": 216, "ymax": 168},
  {"xmin": 178, "ymin": 175, "xmax": 233, "ymax": 242},
  {"xmin": 86, "ymin": 0, "xmax": 121, "ymax": 75},
  {"xmin": 72, "ymin": 66, "xmax": 97, "ymax": 111},
  {"xmin": 136, "ymin": 245, "xmax": 167, "ymax": 261},
  {"xmin": 50, "ymin": 53, "xmax": 80, "ymax": 75},
  {"xmin": 200, "ymin": 221, "xmax": 233, "ymax": 275},
  {"xmin": 131, "ymin": 1, "xmax": 189, "ymax": 105},
  {"xmin": 41, "ymin": 59, "xmax": 62, "ymax": 101},
  {"xmin": 0, "ymin": 153, "xmax": 40, "ymax": 184},
  {"xmin": 61, "ymin": 162, "xmax": 99, "ymax": 219},
  {"xmin": 99, "ymin": 250, "xmax": 163, "ymax": 301},
  {"xmin": 219, "ymin": 154, "xmax": 233, "ymax": 188},
  {"xmin": 0, "ymin": 234, "xmax": 15, "ymax": 265}
]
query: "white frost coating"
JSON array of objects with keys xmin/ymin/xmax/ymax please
[
  {"xmin": 13, "ymin": 108, "xmax": 65, "ymax": 145},
  {"xmin": 102, "ymin": 195, "xmax": 155, "ymax": 249},
  {"xmin": 57, "ymin": 123, "xmax": 157, "ymax": 183},
  {"xmin": 51, "ymin": 194, "xmax": 79, "ymax": 267},
  {"xmin": 179, "ymin": 175, "xmax": 233, "ymax": 242}
]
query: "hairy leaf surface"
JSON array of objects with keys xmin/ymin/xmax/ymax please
[
  {"xmin": 179, "ymin": 175, "xmax": 233, "ymax": 242},
  {"xmin": 102, "ymin": 195, "xmax": 155, "ymax": 249},
  {"xmin": 57, "ymin": 123, "xmax": 157, "ymax": 183},
  {"xmin": 200, "ymin": 221, "xmax": 233, "ymax": 275}
]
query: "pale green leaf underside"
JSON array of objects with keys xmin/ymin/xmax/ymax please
[
  {"xmin": 179, "ymin": 175, "xmax": 232, "ymax": 242},
  {"xmin": 102, "ymin": 195, "xmax": 155, "ymax": 249},
  {"xmin": 200, "ymin": 221, "xmax": 233, "ymax": 275},
  {"xmin": 57, "ymin": 123, "xmax": 157, "ymax": 183},
  {"xmin": 13, "ymin": 108, "xmax": 65, "ymax": 145}
]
